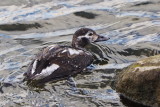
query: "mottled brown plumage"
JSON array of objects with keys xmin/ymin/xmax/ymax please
[{"xmin": 24, "ymin": 28, "xmax": 109, "ymax": 82}]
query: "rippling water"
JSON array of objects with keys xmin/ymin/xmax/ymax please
[{"xmin": 0, "ymin": 0, "xmax": 160, "ymax": 106}]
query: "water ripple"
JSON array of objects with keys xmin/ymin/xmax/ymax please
[
  {"xmin": 116, "ymin": 11, "xmax": 160, "ymax": 19},
  {"xmin": 0, "ymin": 0, "xmax": 149, "ymax": 24}
]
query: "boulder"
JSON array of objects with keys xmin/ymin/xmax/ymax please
[{"xmin": 116, "ymin": 55, "xmax": 160, "ymax": 107}]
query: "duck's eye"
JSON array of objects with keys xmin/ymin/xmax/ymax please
[{"xmin": 88, "ymin": 32, "xmax": 93, "ymax": 36}]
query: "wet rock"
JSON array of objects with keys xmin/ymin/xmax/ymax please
[{"xmin": 115, "ymin": 55, "xmax": 160, "ymax": 107}]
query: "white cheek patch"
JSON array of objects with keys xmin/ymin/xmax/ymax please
[
  {"xmin": 34, "ymin": 64, "xmax": 59, "ymax": 80},
  {"xmin": 85, "ymin": 31, "xmax": 94, "ymax": 38},
  {"xmin": 85, "ymin": 34, "xmax": 91, "ymax": 39},
  {"xmin": 78, "ymin": 31, "xmax": 94, "ymax": 42},
  {"xmin": 68, "ymin": 48, "xmax": 83, "ymax": 55},
  {"xmin": 77, "ymin": 36, "xmax": 86, "ymax": 39},
  {"xmin": 31, "ymin": 59, "xmax": 38, "ymax": 74}
]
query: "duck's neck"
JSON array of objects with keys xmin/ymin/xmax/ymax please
[{"xmin": 72, "ymin": 38, "xmax": 89, "ymax": 50}]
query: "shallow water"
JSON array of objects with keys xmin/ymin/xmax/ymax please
[{"xmin": 0, "ymin": 0, "xmax": 160, "ymax": 106}]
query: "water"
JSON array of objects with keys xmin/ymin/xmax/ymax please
[{"xmin": 0, "ymin": 0, "xmax": 160, "ymax": 106}]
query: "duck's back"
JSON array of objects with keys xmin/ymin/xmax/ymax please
[{"xmin": 24, "ymin": 45, "xmax": 93, "ymax": 82}]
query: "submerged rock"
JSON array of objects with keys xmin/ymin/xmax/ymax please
[{"xmin": 115, "ymin": 55, "xmax": 160, "ymax": 107}]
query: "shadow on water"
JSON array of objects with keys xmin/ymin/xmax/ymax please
[
  {"xmin": 133, "ymin": 1, "xmax": 153, "ymax": 6},
  {"xmin": 117, "ymin": 48, "xmax": 160, "ymax": 57},
  {"xmin": 74, "ymin": 11, "xmax": 98, "ymax": 19},
  {"xmin": 0, "ymin": 23, "xmax": 42, "ymax": 31},
  {"xmin": 86, "ymin": 43, "xmax": 160, "ymax": 66},
  {"xmin": 15, "ymin": 38, "xmax": 44, "ymax": 46},
  {"xmin": 120, "ymin": 95, "xmax": 150, "ymax": 107}
]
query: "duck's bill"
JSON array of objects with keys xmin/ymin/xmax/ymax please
[{"xmin": 95, "ymin": 35, "xmax": 110, "ymax": 42}]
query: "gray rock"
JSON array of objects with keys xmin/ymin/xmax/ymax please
[{"xmin": 116, "ymin": 55, "xmax": 160, "ymax": 107}]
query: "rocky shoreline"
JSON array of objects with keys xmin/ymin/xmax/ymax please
[{"xmin": 116, "ymin": 54, "xmax": 160, "ymax": 107}]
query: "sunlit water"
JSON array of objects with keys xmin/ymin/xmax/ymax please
[{"xmin": 0, "ymin": 0, "xmax": 160, "ymax": 106}]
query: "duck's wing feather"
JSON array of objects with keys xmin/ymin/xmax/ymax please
[{"xmin": 24, "ymin": 45, "xmax": 93, "ymax": 81}]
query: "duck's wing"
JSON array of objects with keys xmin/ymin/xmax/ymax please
[{"xmin": 24, "ymin": 45, "xmax": 93, "ymax": 81}]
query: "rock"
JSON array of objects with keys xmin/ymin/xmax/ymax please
[{"xmin": 115, "ymin": 55, "xmax": 160, "ymax": 107}]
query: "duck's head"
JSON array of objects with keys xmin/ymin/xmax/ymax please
[{"xmin": 72, "ymin": 28, "xmax": 110, "ymax": 48}]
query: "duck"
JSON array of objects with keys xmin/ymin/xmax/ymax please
[{"xmin": 23, "ymin": 28, "xmax": 110, "ymax": 82}]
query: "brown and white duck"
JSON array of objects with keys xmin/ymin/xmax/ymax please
[{"xmin": 23, "ymin": 28, "xmax": 109, "ymax": 82}]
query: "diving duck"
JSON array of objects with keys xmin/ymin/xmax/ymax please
[{"xmin": 24, "ymin": 28, "xmax": 109, "ymax": 82}]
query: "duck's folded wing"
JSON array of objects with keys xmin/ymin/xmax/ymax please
[{"xmin": 24, "ymin": 46, "xmax": 93, "ymax": 80}]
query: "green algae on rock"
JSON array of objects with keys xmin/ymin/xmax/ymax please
[{"xmin": 116, "ymin": 55, "xmax": 160, "ymax": 107}]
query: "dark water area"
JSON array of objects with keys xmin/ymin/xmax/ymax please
[{"xmin": 0, "ymin": 0, "xmax": 160, "ymax": 106}]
